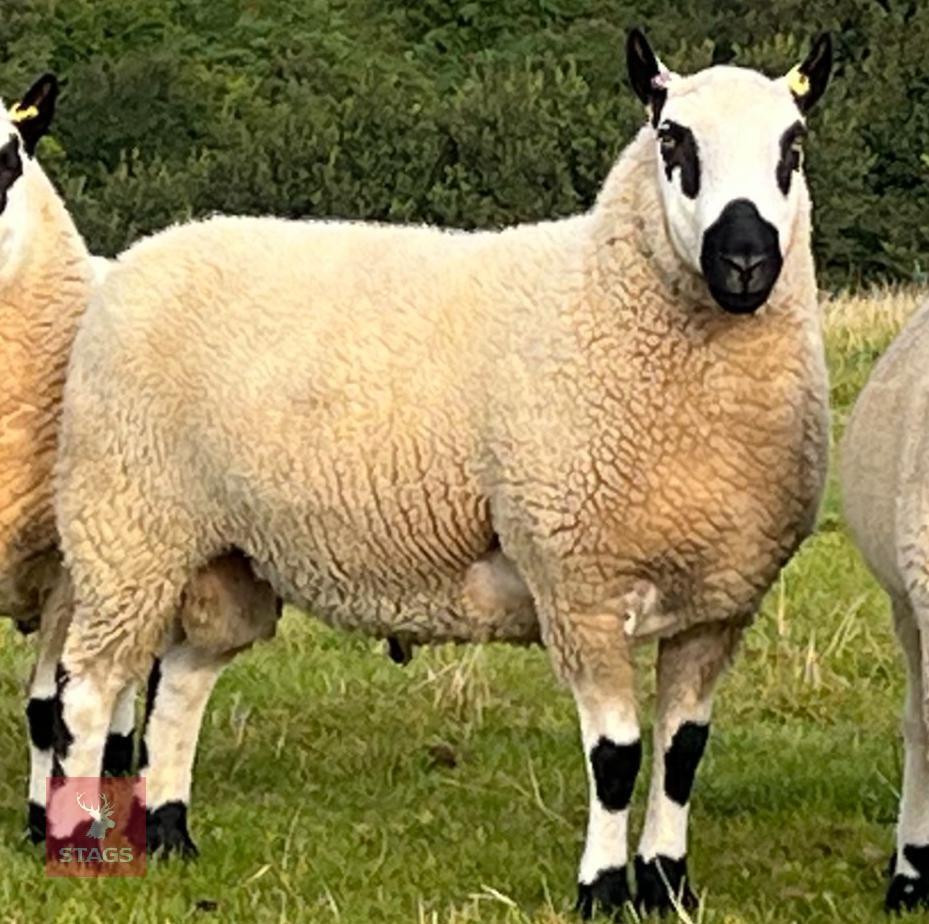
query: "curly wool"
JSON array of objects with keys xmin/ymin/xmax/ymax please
[
  {"xmin": 57, "ymin": 126, "xmax": 829, "ymax": 681},
  {"xmin": 841, "ymin": 301, "xmax": 929, "ymax": 719},
  {"xmin": 0, "ymin": 164, "xmax": 92, "ymax": 620}
]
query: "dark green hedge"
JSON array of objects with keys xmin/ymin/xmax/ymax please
[{"xmin": 1, "ymin": 0, "xmax": 926, "ymax": 289}]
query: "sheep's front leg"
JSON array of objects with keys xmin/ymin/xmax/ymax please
[
  {"xmin": 634, "ymin": 620, "xmax": 743, "ymax": 915},
  {"xmin": 140, "ymin": 640, "xmax": 232, "ymax": 858},
  {"xmin": 102, "ymin": 682, "xmax": 138, "ymax": 777},
  {"xmin": 555, "ymin": 610, "xmax": 640, "ymax": 919},
  {"xmin": 47, "ymin": 658, "xmax": 128, "ymax": 843}
]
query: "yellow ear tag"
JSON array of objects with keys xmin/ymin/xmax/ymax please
[
  {"xmin": 9, "ymin": 102, "xmax": 39, "ymax": 124},
  {"xmin": 787, "ymin": 65, "xmax": 810, "ymax": 98}
]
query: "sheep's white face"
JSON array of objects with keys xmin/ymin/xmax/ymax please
[
  {"xmin": 627, "ymin": 32, "xmax": 832, "ymax": 314},
  {"xmin": 0, "ymin": 114, "xmax": 32, "ymax": 281},
  {"xmin": 0, "ymin": 75, "xmax": 58, "ymax": 282}
]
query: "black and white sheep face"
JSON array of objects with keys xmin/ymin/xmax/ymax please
[
  {"xmin": 0, "ymin": 74, "xmax": 58, "ymax": 278},
  {"xmin": 0, "ymin": 121, "xmax": 28, "ymax": 278},
  {"xmin": 627, "ymin": 31, "xmax": 832, "ymax": 315}
]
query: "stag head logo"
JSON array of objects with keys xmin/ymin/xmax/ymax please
[{"xmin": 75, "ymin": 791, "xmax": 116, "ymax": 840}]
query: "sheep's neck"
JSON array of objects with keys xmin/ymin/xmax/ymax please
[{"xmin": 584, "ymin": 127, "xmax": 822, "ymax": 380}]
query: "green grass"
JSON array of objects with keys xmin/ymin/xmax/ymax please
[{"xmin": 0, "ymin": 289, "xmax": 923, "ymax": 923}]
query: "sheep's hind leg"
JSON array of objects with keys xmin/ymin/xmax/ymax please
[
  {"xmin": 886, "ymin": 596, "xmax": 929, "ymax": 912},
  {"xmin": 140, "ymin": 639, "xmax": 232, "ymax": 858},
  {"xmin": 142, "ymin": 551, "xmax": 281, "ymax": 857},
  {"xmin": 548, "ymin": 605, "xmax": 640, "ymax": 919},
  {"xmin": 634, "ymin": 620, "xmax": 744, "ymax": 916}
]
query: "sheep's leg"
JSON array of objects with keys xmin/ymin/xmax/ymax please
[
  {"xmin": 634, "ymin": 620, "xmax": 743, "ymax": 915},
  {"xmin": 556, "ymin": 610, "xmax": 639, "ymax": 919},
  {"xmin": 47, "ymin": 657, "xmax": 129, "ymax": 842},
  {"xmin": 140, "ymin": 639, "xmax": 232, "ymax": 858},
  {"xmin": 886, "ymin": 596, "xmax": 929, "ymax": 912},
  {"xmin": 48, "ymin": 562, "xmax": 170, "ymax": 841},
  {"xmin": 27, "ymin": 582, "xmax": 139, "ymax": 840},
  {"xmin": 25, "ymin": 576, "xmax": 71, "ymax": 842},
  {"xmin": 102, "ymin": 682, "xmax": 137, "ymax": 777}
]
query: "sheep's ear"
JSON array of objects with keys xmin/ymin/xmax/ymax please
[
  {"xmin": 626, "ymin": 29, "xmax": 669, "ymax": 126},
  {"xmin": 9, "ymin": 73, "xmax": 58, "ymax": 156},
  {"xmin": 785, "ymin": 34, "xmax": 832, "ymax": 114}
]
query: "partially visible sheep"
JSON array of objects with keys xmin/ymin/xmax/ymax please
[
  {"xmin": 0, "ymin": 75, "xmax": 280, "ymax": 844},
  {"xmin": 841, "ymin": 299, "xmax": 929, "ymax": 913},
  {"xmin": 52, "ymin": 32, "xmax": 832, "ymax": 915},
  {"xmin": 0, "ymin": 74, "xmax": 111, "ymax": 838}
]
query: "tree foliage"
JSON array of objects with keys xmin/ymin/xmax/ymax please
[{"xmin": 2, "ymin": 0, "xmax": 926, "ymax": 288}]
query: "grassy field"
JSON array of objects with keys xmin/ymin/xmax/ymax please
[{"xmin": 0, "ymin": 288, "xmax": 924, "ymax": 923}]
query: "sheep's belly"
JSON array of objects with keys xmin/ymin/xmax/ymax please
[
  {"xmin": 253, "ymin": 550, "xmax": 540, "ymax": 645},
  {"xmin": 240, "ymin": 494, "xmax": 541, "ymax": 645}
]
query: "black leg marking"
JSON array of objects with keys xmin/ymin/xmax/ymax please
[
  {"xmin": 102, "ymin": 732, "xmax": 134, "ymax": 776},
  {"xmin": 147, "ymin": 800, "xmax": 198, "ymax": 859},
  {"xmin": 27, "ymin": 801, "xmax": 46, "ymax": 844},
  {"xmin": 664, "ymin": 722, "xmax": 709, "ymax": 806},
  {"xmin": 886, "ymin": 844, "xmax": 929, "ymax": 913},
  {"xmin": 138, "ymin": 658, "xmax": 162, "ymax": 771},
  {"xmin": 26, "ymin": 696, "xmax": 56, "ymax": 752},
  {"xmin": 590, "ymin": 737, "xmax": 642, "ymax": 812},
  {"xmin": 635, "ymin": 855, "xmax": 697, "ymax": 916},
  {"xmin": 576, "ymin": 865, "xmax": 631, "ymax": 920},
  {"xmin": 51, "ymin": 664, "xmax": 73, "ymax": 769}
]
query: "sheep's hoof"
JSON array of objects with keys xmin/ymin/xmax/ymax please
[
  {"xmin": 886, "ymin": 875, "xmax": 929, "ymax": 913},
  {"xmin": 146, "ymin": 801, "xmax": 199, "ymax": 859},
  {"xmin": 634, "ymin": 855, "xmax": 697, "ymax": 916},
  {"xmin": 575, "ymin": 865, "xmax": 631, "ymax": 919},
  {"xmin": 26, "ymin": 801, "xmax": 46, "ymax": 844},
  {"xmin": 886, "ymin": 845, "xmax": 929, "ymax": 913}
]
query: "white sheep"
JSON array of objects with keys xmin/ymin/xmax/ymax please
[
  {"xmin": 51, "ymin": 31, "xmax": 832, "ymax": 915},
  {"xmin": 0, "ymin": 74, "xmax": 137, "ymax": 838},
  {"xmin": 841, "ymin": 299, "xmax": 929, "ymax": 913},
  {"xmin": 0, "ymin": 75, "xmax": 280, "ymax": 845}
]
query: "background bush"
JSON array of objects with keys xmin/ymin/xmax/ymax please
[{"xmin": 1, "ymin": 0, "xmax": 926, "ymax": 289}]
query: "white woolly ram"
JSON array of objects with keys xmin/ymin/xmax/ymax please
[{"xmin": 51, "ymin": 32, "xmax": 832, "ymax": 916}]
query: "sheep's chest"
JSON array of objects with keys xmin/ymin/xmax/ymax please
[{"xmin": 543, "ymin": 307, "xmax": 829, "ymax": 629}]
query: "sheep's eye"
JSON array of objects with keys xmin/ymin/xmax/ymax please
[{"xmin": 656, "ymin": 121, "xmax": 700, "ymax": 199}]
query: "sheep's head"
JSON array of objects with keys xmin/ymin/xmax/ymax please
[
  {"xmin": 0, "ymin": 74, "xmax": 58, "ymax": 276},
  {"xmin": 627, "ymin": 31, "xmax": 832, "ymax": 315}
]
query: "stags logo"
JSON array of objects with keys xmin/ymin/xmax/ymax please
[
  {"xmin": 45, "ymin": 777, "xmax": 146, "ymax": 877},
  {"xmin": 76, "ymin": 790, "xmax": 116, "ymax": 840}
]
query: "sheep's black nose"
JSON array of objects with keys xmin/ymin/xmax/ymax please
[{"xmin": 700, "ymin": 199, "xmax": 782, "ymax": 314}]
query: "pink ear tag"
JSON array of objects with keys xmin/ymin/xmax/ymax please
[{"xmin": 651, "ymin": 70, "xmax": 673, "ymax": 91}]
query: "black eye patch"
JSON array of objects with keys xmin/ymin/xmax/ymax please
[
  {"xmin": 657, "ymin": 121, "xmax": 700, "ymax": 199},
  {"xmin": 0, "ymin": 136, "xmax": 22, "ymax": 213},
  {"xmin": 776, "ymin": 121, "xmax": 806, "ymax": 196}
]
